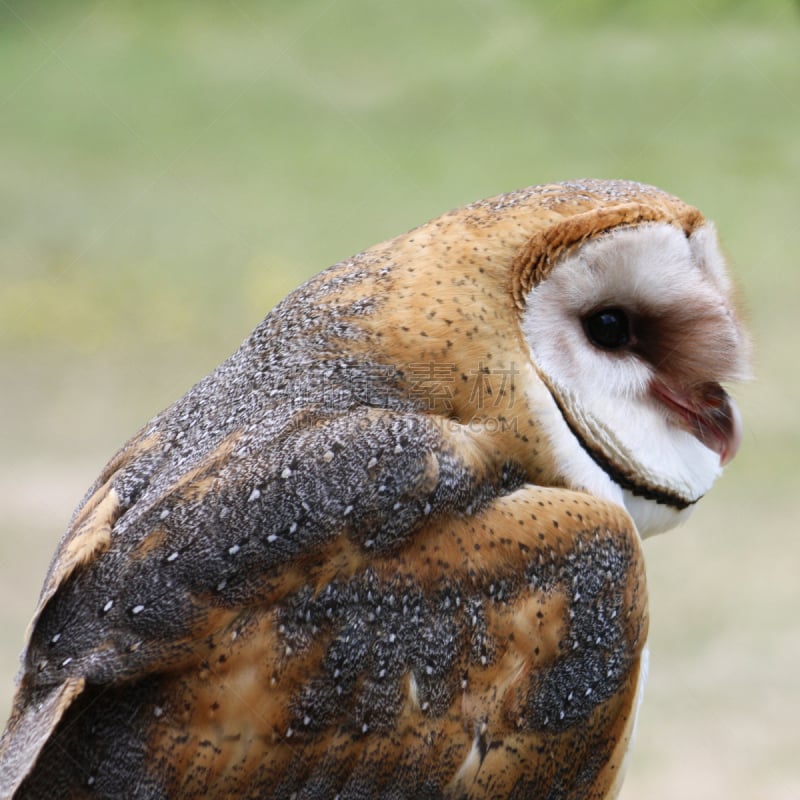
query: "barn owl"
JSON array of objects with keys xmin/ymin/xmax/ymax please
[{"xmin": 0, "ymin": 180, "xmax": 749, "ymax": 799}]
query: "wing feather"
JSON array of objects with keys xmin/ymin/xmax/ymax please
[
  {"xmin": 6, "ymin": 406, "xmax": 645, "ymax": 798},
  {"xmin": 3, "ymin": 407, "xmax": 528, "ymax": 797}
]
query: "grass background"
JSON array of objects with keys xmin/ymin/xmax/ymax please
[{"xmin": 1, "ymin": 1, "xmax": 798, "ymax": 796}]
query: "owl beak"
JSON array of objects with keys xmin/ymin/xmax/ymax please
[{"xmin": 650, "ymin": 381, "xmax": 742, "ymax": 466}]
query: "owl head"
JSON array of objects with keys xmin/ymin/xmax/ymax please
[{"xmin": 364, "ymin": 179, "xmax": 751, "ymax": 537}]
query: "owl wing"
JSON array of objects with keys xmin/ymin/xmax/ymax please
[{"xmin": 1, "ymin": 405, "xmax": 646, "ymax": 799}]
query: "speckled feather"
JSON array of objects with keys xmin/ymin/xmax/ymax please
[{"xmin": 0, "ymin": 180, "xmax": 714, "ymax": 800}]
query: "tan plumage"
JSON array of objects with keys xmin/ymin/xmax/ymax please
[{"xmin": 0, "ymin": 180, "xmax": 749, "ymax": 799}]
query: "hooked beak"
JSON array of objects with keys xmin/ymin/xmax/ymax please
[{"xmin": 650, "ymin": 380, "xmax": 743, "ymax": 466}]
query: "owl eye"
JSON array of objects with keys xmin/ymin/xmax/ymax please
[{"xmin": 583, "ymin": 308, "xmax": 631, "ymax": 350}]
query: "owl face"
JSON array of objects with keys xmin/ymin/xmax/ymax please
[{"xmin": 521, "ymin": 221, "xmax": 750, "ymax": 536}]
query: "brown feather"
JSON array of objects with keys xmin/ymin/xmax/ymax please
[{"xmin": 2, "ymin": 179, "xmax": 738, "ymax": 799}]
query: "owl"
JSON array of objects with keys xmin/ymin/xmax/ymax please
[{"xmin": 0, "ymin": 180, "xmax": 749, "ymax": 800}]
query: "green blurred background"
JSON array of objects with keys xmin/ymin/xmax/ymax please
[{"xmin": 1, "ymin": 1, "xmax": 798, "ymax": 796}]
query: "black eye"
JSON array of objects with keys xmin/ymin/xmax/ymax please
[{"xmin": 583, "ymin": 308, "xmax": 631, "ymax": 350}]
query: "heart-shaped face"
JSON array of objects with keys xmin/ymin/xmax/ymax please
[{"xmin": 522, "ymin": 220, "xmax": 750, "ymax": 535}]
